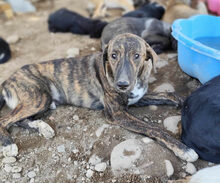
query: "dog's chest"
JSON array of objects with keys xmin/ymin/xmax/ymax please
[{"xmin": 128, "ymin": 82, "xmax": 147, "ymax": 105}]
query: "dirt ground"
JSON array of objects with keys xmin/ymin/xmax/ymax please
[{"xmin": 0, "ymin": 0, "xmax": 213, "ymax": 183}]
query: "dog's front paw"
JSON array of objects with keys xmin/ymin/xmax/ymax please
[
  {"xmin": 28, "ymin": 120, "xmax": 55, "ymax": 139},
  {"xmin": 3, "ymin": 143, "xmax": 18, "ymax": 157},
  {"xmin": 174, "ymin": 148, "xmax": 198, "ymax": 162}
]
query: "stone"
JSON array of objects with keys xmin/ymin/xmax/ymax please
[
  {"xmin": 4, "ymin": 164, "xmax": 12, "ymax": 173},
  {"xmin": 164, "ymin": 160, "xmax": 174, "ymax": 177},
  {"xmin": 141, "ymin": 137, "xmax": 153, "ymax": 144},
  {"xmin": 149, "ymin": 76, "xmax": 157, "ymax": 83},
  {"xmin": 149, "ymin": 105, "xmax": 158, "ymax": 111},
  {"xmin": 2, "ymin": 157, "xmax": 17, "ymax": 164},
  {"xmin": 163, "ymin": 116, "xmax": 181, "ymax": 134},
  {"xmin": 156, "ymin": 59, "xmax": 168, "ymax": 69},
  {"xmin": 11, "ymin": 166, "xmax": 22, "ymax": 173},
  {"xmin": 189, "ymin": 165, "xmax": 220, "ymax": 183},
  {"xmin": 66, "ymin": 48, "xmax": 80, "ymax": 58},
  {"xmin": 3, "ymin": 144, "xmax": 18, "ymax": 157},
  {"xmin": 94, "ymin": 162, "xmax": 107, "ymax": 172},
  {"xmin": 7, "ymin": 35, "xmax": 20, "ymax": 44},
  {"xmin": 184, "ymin": 162, "xmax": 197, "ymax": 175},
  {"xmin": 12, "ymin": 173, "xmax": 21, "ymax": 179},
  {"xmin": 153, "ymin": 83, "xmax": 175, "ymax": 93},
  {"xmin": 57, "ymin": 145, "xmax": 65, "ymax": 153},
  {"xmin": 110, "ymin": 138, "xmax": 182, "ymax": 177},
  {"xmin": 73, "ymin": 115, "xmax": 79, "ymax": 121},
  {"xmin": 28, "ymin": 120, "xmax": 55, "ymax": 139},
  {"xmin": 89, "ymin": 154, "xmax": 101, "ymax": 166},
  {"xmin": 27, "ymin": 171, "xmax": 36, "ymax": 178},
  {"xmin": 95, "ymin": 124, "xmax": 109, "ymax": 137},
  {"xmin": 86, "ymin": 169, "xmax": 94, "ymax": 178}
]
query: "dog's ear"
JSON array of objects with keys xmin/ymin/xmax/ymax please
[
  {"xmin": 145, "ymin": 42, "xmax": 158, "ymax": 73},
  {"xmin": 102, "ymin": 45, "xmax": 108, "ymax": 73}
]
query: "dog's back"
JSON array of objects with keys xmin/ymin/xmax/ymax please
[
  {"xmin": 1, "ymin": 53, "xmax": 104, "ymax": 111},
  {"xmin": 181, "ymin": 75, "xmax": 220, "ymax": 163}
]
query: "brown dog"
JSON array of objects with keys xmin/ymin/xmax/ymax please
[
  {"xmin": 0, "ymin": 33, "xmax": 198, "ymax": 162},
  {"xmin": 91, "ymin": 0, "xmax": 134, "ymax": 18},
  {"xmin": 162, "ymin": 0, "xmax": 208, "ymax": 24}
]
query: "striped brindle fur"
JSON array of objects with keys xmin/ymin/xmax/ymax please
[{"xmin": 0, "ymin": 33, "xmax": 198, "ymax": 162}]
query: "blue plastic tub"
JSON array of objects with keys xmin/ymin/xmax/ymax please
[{"xmin": 172, "ymin": 15, "xmax": 220, "ymax": 84}]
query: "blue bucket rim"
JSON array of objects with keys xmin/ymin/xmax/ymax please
[{"xmin": 172, "ymin": 15, "xmax": 220, "ymax": 60}]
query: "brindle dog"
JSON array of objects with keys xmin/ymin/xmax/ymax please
[{"xmin": 0, "ymin": 33, "xmax": 198, "ymax": 162}]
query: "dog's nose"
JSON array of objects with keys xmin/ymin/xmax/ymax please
[{"xmin": 117, "ymin": 81, "xmax": 130, "ymax": 91}]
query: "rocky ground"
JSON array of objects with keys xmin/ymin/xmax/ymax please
[{"xmin": 0, "ymin": 0, "xmax": 215, "ymax": 183}]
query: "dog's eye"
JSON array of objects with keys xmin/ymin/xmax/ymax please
[
  {"xmin": 134, "ymin": 54, "xmax": 139, "ymax": 59},
  {"xmin": 111, "ymin": 53, "xmax": 117, "ymax": 59}
]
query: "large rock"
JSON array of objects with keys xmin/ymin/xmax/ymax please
[{"xmin": 110, "ymin": 138, "xmax": 182, "ymax": 177}]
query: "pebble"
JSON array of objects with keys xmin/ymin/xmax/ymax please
[
  {"xmin": 94, "ymin": 162, "xmax": 107, "ymax": 172},
  {"xmin": 184, "ymin": 162, "xmax": 197, "ymax": 175},
  {"xmin": 28, "ymin": 120, "xmax": 55, "ymax": 139},
  {"xmin": 164, "ymin": 160, "xmax": 174, "ymax": 177},
  {"xmin": 167, "ymin": 53, "xmax": 177, "ymax": 59},
  {"xmin": 4, "ymin": 164, "xmax": 12, "ymax": 173},
  {"xmin": 11, "ymin": 166, "xmax": 22, "ymax": 173},
  {"xmin": 30, "ymin": 178, "xmax": 35, "ymax": 183},
  {"xmin": 156, "ymin": 59, "xmax": 168, "ymax": 69},
  {"xmin": 2, "ymin": 157, "xmax": 17, "ymax": 164},
  {"xmin": 89, "ymin": 154, "xmax": 101, "ymax": 166},
  {"xmin": 57, "ymin": 145, "xmax": 66, "ymax": 153},
  {"xmin": 73, "ymin": 115, "xmax": 79, "ymax": 121},
  {"xmin": 3, "ymin": 144, "xmax": 18, "ymax": 157},
  {"xmin": 74, "ymin": 161, "xmax": 78, "ymax": 166},
  {"xmin": 153, "ymin": 83, "xmax": 175, "ymax": 93},
  {"xmin": 149, "ymin": 76, "xmax": 157, "ymax": 83},
  {"xmin": 91, "ymin": 47, "xmax": 96, "ymax": 51},
  {"xmin": 7, "ymin": 35, "xmax": 20, "ymax": 44},
  {"xmin": 142, "ymin": 137, "xmax": 153, "ymax": 144},
  {"xmin": 66, "ymin": 48, "xmax": 80, "ymax": 58},
  {"xmin": 111, "ymin": 139, "xmax": 142, "ymax": 172},
  {"xmin": 86, "ymin": 169, "xmax": 94, "ymax": 178},
  {"xmin": 163, "ymin": 116, "xmax": 181, "ymax": 134},
  {"xmin": 95, "ymin": 124, "xmax": 109, "ymax": 137},
  {"xmin": 149, "ymin": 105, "xmax": 158, "ymax": 111},
  {"xmin": 12, "ymin": 173, "xmax": 21, "ymax": 179},
  {"xmin": 27, "ymin": 171, "xmax": 36, "ymax": 178}
]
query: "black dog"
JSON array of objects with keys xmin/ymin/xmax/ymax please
[
  {"xmin": 122, "ymin": 2, "xmax": 165, "ymax": 19},
  {"xmin": 0, "ymin": 38, "xmax": 11, "ymax": 64},
  {"xmin": 181, "ymin": 75, "xmax": 220, "ymax": 163},
  {"xmin": 48, "ymin": 8, "xmax": 108, "ymax": 38}
]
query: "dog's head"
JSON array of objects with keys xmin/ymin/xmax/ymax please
[{"xmin": 103, "ymin": 33, "xmax": 158, "ymax": 94}]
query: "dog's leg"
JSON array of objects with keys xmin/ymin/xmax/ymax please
[
  {"xmin": 16, "ymin": 119, "xmax": 55, "ymax": 139},
  {"xmin": 134, "ymin": 92, "xmax": 183, "ymax": 107},
  {"xmin": 113, "ymin": 111, "xmax": 198, "ymax": 162},
  {"xmin": 0, "ymin": 93, "xmax": 51, "ymax": 157},
  {"xmin": 103, "ymin": 92, "xmax": 197, "ymax": 162},
  {"xmin": 92, "ymin": 1, "xmax": 106, "ymax": 18}
]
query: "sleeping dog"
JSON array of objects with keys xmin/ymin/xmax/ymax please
[
  {"xmin": 162, "ymin": 0, "xmax": 208, "ymax": 24},
  {"xmin": 182, "ymin": 75, "xmax": 220, "ymax": 163},
  {"xmin": 101, "ymin": 17, "xmax": 176, "ymax": 54},
  {"xmin": 0, "ymin": 37, "xmax": 11, "ymax": 64},
  {"xmin": 0, "ymin": 33, "xmax": 197, "ymax": 162},
  {"xmin": 48, "ymin": 2, "xmax": 165, "ymax": 39},
  {"xmin": 48, "ymin": 8, "xmax": 108, "ymax": 38},
  {"xmin": 122, "ymin": 2, "xmax": 165, "ymax": 19}
]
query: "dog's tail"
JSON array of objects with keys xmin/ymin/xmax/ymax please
[{"xmin": 0, "ymin": 86, "xmax": 5, "ymax": 111}]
